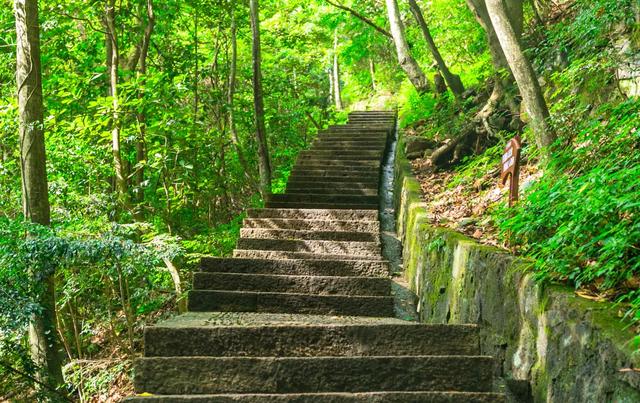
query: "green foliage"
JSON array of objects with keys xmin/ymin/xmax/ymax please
[{"xmin": 497, "ymin": 99, "xmax": 640, "ymax": 291}]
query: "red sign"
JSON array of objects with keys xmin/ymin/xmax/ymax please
[{"xmin": 501, "ymin": 135, "xmax": 522, "ymax": 207}]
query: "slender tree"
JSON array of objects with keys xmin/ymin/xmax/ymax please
[
  {"xmin": 332, "ymin": 28, "xmax": 343, "ymax": 110},
  {"xmin": 133, "ymin": 0, "xmax": 155, "ymax": 215},
  {"xmin": 385, "ymin": 0, "xmax": 430, "ymax": 93},
  {"xmin": 14, "ymin": 0, "xmax": 64, "ymax": 388},
  {"xmin": 104, "ymin": 0, "xmax": 129, "ymax": 212},
  {"xmin": 486, "ymin": 0, "xmax": 555, "ymax": 150},
  {"xmin": 407, "ymin": 0, "xmax": 464, "ymax": 97},
  {"xmin": 249, "ymin": 0, "xmax": 272, "ymax": 196},
  {"xmin": 228, "ymin": 5, "xmax": 259, "ymax": 191}
]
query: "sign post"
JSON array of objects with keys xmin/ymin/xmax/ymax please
[{"xmin": 501, "ymin": 135, "xmax": 522, "ymax": 207}]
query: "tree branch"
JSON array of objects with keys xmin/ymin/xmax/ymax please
[{"xmin": 325, "ymin": 0, "xmax": 392, "ymax": 38}]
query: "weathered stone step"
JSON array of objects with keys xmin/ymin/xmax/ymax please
[
  {"xmin": 133, "ymin": 355, "xmax": 494, "ymax": 395},
  {"xmin": 246, "ymin": 208, "xmax": 378, "ymax": 221},
  {"xmin": 126, "ymin": 392, "xmax": 504, "ymax": 402},
  {"xmin": 286, "ymin": 188, "xmax": 378, "ymax": 196},
  {"xmin": 240, "ymin": 228, "xmax": 378, "ymax": 241},
  {"xmin": 311, "ymin": 145, "xmax": 386, "ymax": 152},
  {"xmin": 200, "ymin": 257, "xmax": 389, "ymax": 277},
  {"xmin": 289, "ymin": 173, "xmax": 380, "ymax": 182},
  {"xmin": 264, "ymin": 202, "xmax": 378, "ymax": 210},
  {"xmin": 315, "ymin": 136, "xmax": 387, "ymax": 143},
  {"xmin": 232, "ymin": 250, "xmax": 386, "ymax": 261},
  {"xmin": 243, "ymin": 218, "xmax": 380, "ymax": 232},
  {"xmin": 298, "ymin": 152, "xmax": 383, "ymax": 161},
  {"xmin": 289, "ymin": 170, "xmax": 376, "ymax": 178},
  {"xmin": 317, "ymin": 135, "xmax": 387, "ymax": 142},
  {"xmin": 267, "ymin": 194, "xmax": 379, "ymax": 206},
  {"xmin": 326, "ymin": 125, "xmax": 390, "ymax": 131},
  {"xmin": 236, "ymin": 238, "xmax": 380, "ymax": 255},
  {"xmin": 192, "ymin": 272, "xmax": 390, "ymax": 296},
  {"xmin": 285, "ymin": 182, "xmax": 379, "ymax": 192},
  {"xmin": 287, "ymin": 177, "xmax": 378, "ymax": 186},
  {"xmin": 296, "ymin": 159, "xmax": 380, "ymax": 167},
  {"xmin": 187, "ymin": 290, "xmax": 395, "ymax": 316},
  {"xmin": 143, "ymin": 317, "xmax": 479, "ymax": 357}
]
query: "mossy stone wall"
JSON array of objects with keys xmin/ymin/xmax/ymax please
[{"xmin": 394, "ymin": 134, "xmax": 640, "ymax": 402}]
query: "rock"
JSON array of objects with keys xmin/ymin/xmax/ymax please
[
  {"xmin": 404, "ymin": 136, "xmax": 436, "ymax": 159},
  {"xmin": 458, "ymin": 217, "xmax": 477, "ymax": 228}
]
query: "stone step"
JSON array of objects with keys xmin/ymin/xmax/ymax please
[
  {"xmin": 126, "ymin": 392, "xmax": 505, "ymax": 402},
  {"xmin": 187, "ymin": 290, "xmax": 395, "ymax": 316},
  {"xmin": 289, "ymin": 171, "xmax": 377, "ymax": 180},
  {"xmin": 192, "ymin": 273, "xmax": 391, "ymax": 296},
  {"xmin": 246, "ymin": 208, "xmax": 379, "ymax": 221},
  {"xmin": 314, "ymin": 136, "xmax": 387, "ymax": 142},
  {"xmin": 298, "ymin": 152, "xmax": 383, "ymax": 161},
  {"xmin": 292, "ymin": 165, "xmax": 379, "ymax": 174},
  {"xmin": 200, "ymin": 257, "xmax": 389, "ymax": 277},
  {"xmin": 267, "ymin": 194, "xmax": 379, "ymax": 205},
  {"xmin": 287, "ymin": 177, "xmax": 379, "ymax": 186},
  {"xmin": 311, "ymin": 145, "xmax": 386, "ymax": 152},
  {"xmin": 285, "ymin": 182, "xmax": 379, "ymax": 192},
  {"xmin": 236, "ymin": 238, "xmax": 380, "ymax": 255},
  {"xmin": 232, "ymin": 250, "xmax": 386, "ymax": 261},
  {"xmin": 316, "ymin": 136, "xmax": 387, "ymax": 142},
  {"xmin": 133, "ymin": 355, "xmax": 494, "ymax": 395},
  {"xmin": 296, "ymin": 159, "xmax": 380, "ymax": 167},
  {"xmin": 143, "ymin": 316, "xmax": 479, "ymax": 357},
  {"xmin": 243, "ymin": 218, "xmax": 380, "ymax": 232},
  {"xmin": 326, "ymin": 126, "xmax": 390, "ymax": 131},
  {"xmin": 240, "ymin": 228, "xmax": 379, "ymax": 241},
  {"xmin": 285, "ymin": 188, "xmax": 378, "ymax": 196},
  {"xmin": 264, "ymin": 202, "xmax": 378, "ymax": 210}
]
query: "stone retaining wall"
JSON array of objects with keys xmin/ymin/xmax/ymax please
[{"xmin": 393, "ymin": 134, "xmax": 640, "ymax": 402}]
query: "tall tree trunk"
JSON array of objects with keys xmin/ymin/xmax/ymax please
[
  {"xmin": 407, "ymin": 0, "xmax": 464, "ymax": 97},
  {"xmin": 14, "ymin": 0, "xmax": 64, "ymax": 389},
  {"xmin": 369, "ymin": 56, "xmax": 376, "ymax": 91},
  {"xmin": 105, "ymin": 0, "xmax": 129, "ymax": 212},
  {"xmin": 193, "ymin": 4, "xmax": 199, "ymax": 129},
  {"xmin": 228, "ymin": 7, "xmax": 259, "ymax": 192},
  {"xmin": 486, "ymin": 0, "xmax": 555, "ymax": 150},
  {"xmin": 384, "ymin": 0, "xmax": 430, "ymax": 93},
  {"xmin": 134, "ymin": 0, "xmax": 155, "ymax": 215},
  {"xmin": 249, "ymin": 0, "xmax": 272, "ymax": 196},
  {"xmin": 332, "ymin": 28, "xmax": 343, "ymax": 110}
]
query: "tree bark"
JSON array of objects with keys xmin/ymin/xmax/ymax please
[
  {"xmin": 14, "ymin": 0, "xmax": 64, "ymax": 389},
  {"xmin": 105, "ymin": 0, "xmax": 129, "ymax": 212},
  {"xmin": 249, "ymin": 0, "xmax": 272, "ymax": 196},
  {"xmin": 369, "ymin": 56, "xmax": 376, "ymax": 91},
  {"xmin": 486, "ymin": 0, "xmax": 555, "ymax": 150},
  {"xmin": 385, "ymin": 0, "xmax": 430, "ymax": 93},
  {"xmin": 228, "ymin": 6, "xmax": 259, "ymax": 192},
  {"xmin": 332, "ymin": 28, "xmax": 343, "ymax": 110},
  {"xmin": 407, "ymin": 0, "xmax": 464, "ymax": 97},
  {"xmin": 134, "ymin": 0, "xmax": 154, "ymax": 214}
]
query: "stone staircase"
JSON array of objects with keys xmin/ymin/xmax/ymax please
[{"xmin": 127, "ymin": 111, "xmax": 505, "ymax": 402}]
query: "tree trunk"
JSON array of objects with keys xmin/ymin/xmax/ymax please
[
  {"xmin": 105, "ymin": 0, "xmax": 129, "ymax": 212},
  {"xmin": 249, "ymin": 0, "xmax": 272, "ymax": 196},
  {"xmin": 134, "ymin": 0, "xmax": 154, "ymax": 215},
  {"xmin": 14, "ymin": 0, "xmax": 64, "ymax": 389},
  {"xmin": 486, "ymin": 0, "xmax": 555, "ymax": 150},
  {"xmin": 369, "ymin": 56, "xmax": 376, "ymax": 91},
  {"xmin": 407, "ymin": 0, "xmax": 464, "ymax": 97},
  {"xmin": 228, "ymin": 7, "xmax": 259, "ymax": 192},
  {"xmin": 332, "ymin": 28, "xmax": 343, "ymax": 110},
  {"xmin": 384, "ymin": 0, "xmax": 430, "ymax": 93}
]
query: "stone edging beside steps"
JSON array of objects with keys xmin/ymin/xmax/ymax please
[{"xmin": 393, "ymin": 131, "xmax": 640, "ymax": 402}]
